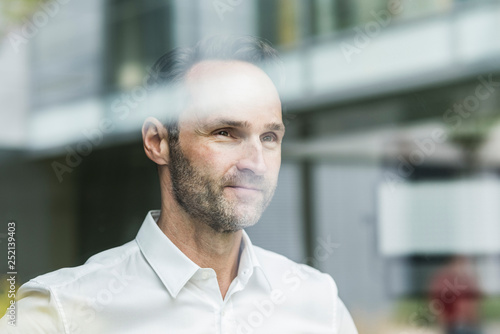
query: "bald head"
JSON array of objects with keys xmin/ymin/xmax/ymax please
[{"xmin": 180, "ymin": 60, "xmax": 281, "ymax": 124}]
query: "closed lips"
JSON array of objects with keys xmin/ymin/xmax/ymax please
[{"xmin": 226, "ymin": 185, "xmax": 261, "ymax": 191}]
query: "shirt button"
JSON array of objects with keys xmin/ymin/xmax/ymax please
[
  {"xmin": 242, "ymin": 269, "xmax": 249, "ymax": 275},
  {"xmin": 202, "ymin": 271, "xmax": 210, "ymax": 279},
  {"xmin": 221, "ymin": 311, "xmax": 226, "ymax": 317}
]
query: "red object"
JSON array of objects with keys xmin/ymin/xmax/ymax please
[{"xmin": 429, "ymin": 259, "xmax": 482, "ymax": 327}]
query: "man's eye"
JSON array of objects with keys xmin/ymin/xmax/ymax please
[
  {"xmin": 262, "ymin": 134, "xmax": 277, "ymax": 142},
  {"xmin": 216, "ymin": 130, "xmax": 230, "ymax": 137}
]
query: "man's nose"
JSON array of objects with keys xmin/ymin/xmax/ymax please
[{"xmin": 236, "ymin": 138, "xmax": 267, "ymax": 176}]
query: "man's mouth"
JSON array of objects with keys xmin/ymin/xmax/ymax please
[
  {"xmin": 225, "ymin": 185, "xmax": 264, "ymax": 197},
  {"xmin": 226, "ymin": 185, "xmax": 262, "ymax": 192}
]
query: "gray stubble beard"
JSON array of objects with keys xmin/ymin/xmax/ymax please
[{"xmin": 167, "ymin": 138, "xmax": 276, "ymax": 233}]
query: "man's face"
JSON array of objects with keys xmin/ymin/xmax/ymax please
[{"xmin": 167, "ymin": 60, "xmax": 284, "ymax": 233}]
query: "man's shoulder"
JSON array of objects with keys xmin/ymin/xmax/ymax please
[
  {"xmin": 252, "ymin": 245, "xmax": 299, "ymax": 268},
  {"xmin": 252, "ymin": 244, "xmax": 328, "ymax": 276},
  {"xmin": 27, "ymin": 239, "xmax": 139, "ymax": 290},
  {"xmin": 252, "ymin": 245, "xmax": 338, "ymax": 293}
]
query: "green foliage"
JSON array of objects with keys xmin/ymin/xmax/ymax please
[
  {"xmin": 1, "ymin": 0, "xmax": 44, "ymax": 21},
  {"xmin": 0, "ymin": 275, "xmax": 17, "ymax": 318},
  {"xmin": 394, "ymin": 296, "xmax": 500, "ymax": 324},
  {"xmin": 0, "ymin": 0, "xmax": 49, "ymax": 40},
  {"xmin": 481, "ymin": 296, "xmax": 500, "ymax": 321}
]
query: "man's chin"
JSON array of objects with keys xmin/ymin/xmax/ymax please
[
  {"xmin": 232, "ymin": 206, "xmax": 263, "ymax": 227},
  {"xmin": 208, "ymin": 209, "xmax": 262, "ymax": 234},
  {"xmin": 207, "ymin": 219, "xmax": 253, "ymax": 234}
]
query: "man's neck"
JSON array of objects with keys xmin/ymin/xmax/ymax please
[{"xmin": 157, "ymin": 201, "xmax": 242, "ymax": 300}]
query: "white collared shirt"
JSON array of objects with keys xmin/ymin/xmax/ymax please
[{"xmin": 1, "ymin": 211, "xmax": 358, "ymax": 333}]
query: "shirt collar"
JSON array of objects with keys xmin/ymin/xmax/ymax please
[
  {"xmin": 136, "ymin": 210, "xmax": 199, "ymax": 298},
  {"xmin": 239, "ymin": 229, "xmax": 273, "ymax": 292},
  {"xmin": 136, "ymin": 210, "xmax": 272, "ymax": 298}
]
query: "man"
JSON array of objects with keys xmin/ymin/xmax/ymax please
[{"xmin": 0, "ymin": 36, "xmax": 357, "ymax": 333}]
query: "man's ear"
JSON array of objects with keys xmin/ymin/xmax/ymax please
[{"xmin": 142, "ymin": 117, "xmax": 170, "ymax": 165}]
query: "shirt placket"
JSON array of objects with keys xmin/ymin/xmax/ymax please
[
  {"xmin": 218, "ymin": 271, "xmax": 249, "ymax": 334},
  {"xmin": 218, "ymin": 297, "xmax": 237, "ymax": 334}
]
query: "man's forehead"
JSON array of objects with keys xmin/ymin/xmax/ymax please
[
  {"xmin": 185, "ymin": 60, "xmax": 278, "ymax": 96},
  {"xmin": 180, "ymin": 60, "xmax": 282, "ymax": 123},
  {"xmin": 186, "ymin": 59, "xmax": 269, "ymax": 83}
]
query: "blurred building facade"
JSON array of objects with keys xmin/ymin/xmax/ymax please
[{"xmin": 2, "ymin": 0, "xmax": 500, "ymax": 328}]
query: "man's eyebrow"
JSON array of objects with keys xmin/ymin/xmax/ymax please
[
  {"xmin": 205, "ymin": 119, "xmax": 285, "ymax": 132},
  {"xmin": 209, "ymin": 120, "xmax": 251, "ymax": 128},
  {"xmin": 265, "ymin": 122, "xmax": 285, "ymax": 132}
]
